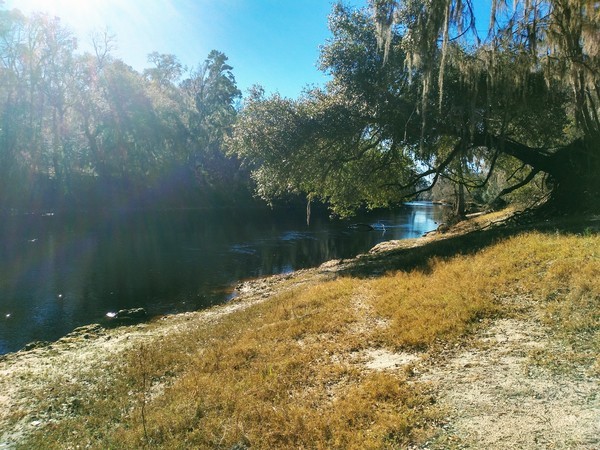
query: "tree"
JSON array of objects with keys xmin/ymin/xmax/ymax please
[
  {"xmin": 144, "ymin": 52, "xmax": 183, "ymax": 88},
  {"xmin": 0, "ymin": 8, "xmax": 28, "ymax": 203},
  {"xmin": 230, "ymin": 1, "xmax": 599, "ymax": 216},
  {"xmin": 182, "ymin": 50, "xmax": 244, "ymax": 195},
  {"xmin": 370, "ymin": 0, "xmax": 600, "ymax": 211},
  {"xmin": 230, "ymin": 84, "xmax": 421, "ymax": 217},
  {"xmin": 0, "ymin": 4, "xmax": 248, "ymax": 211},
  {"xmin": 0, "ymin": 10, "xmax": 82, "ymax": 206}
]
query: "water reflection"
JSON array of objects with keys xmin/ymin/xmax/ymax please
[{"xmin": 0, "ymin": 203, "xmax": 445, "ymax": 354}]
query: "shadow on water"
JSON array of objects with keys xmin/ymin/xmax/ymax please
[{"xmin": 0, "ymin": 203, "xmax": 445, "ymax": 354}]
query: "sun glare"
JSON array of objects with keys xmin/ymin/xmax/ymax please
[
  {"xmin": 5, "ymin": 0, "xmax": 126, "ymax": 39},
  {"xmin": 4, "ymin": 0, "xmax": 194, "ymax": 70}
]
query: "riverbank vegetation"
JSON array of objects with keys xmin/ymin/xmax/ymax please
[
  {"xmin": 0, "ymin": 7, "xmax": 252, "ymax": 212},
  {"xmin": 230, "ymin": 1, "xmax": 599, "ymax": 218},
  {"xmin": 2, "ymin": 1, "xmax": 598, "ymax": 218},
  {"xmin": 2, "ymin": 213, "xmax": 597, "ymax": 448}
]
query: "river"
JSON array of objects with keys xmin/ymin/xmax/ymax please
[{"xmin": 0, "ymin": 202, "xmax": 445, "ymax": 354}]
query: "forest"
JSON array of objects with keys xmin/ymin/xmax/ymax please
[
  {"xmin": 1, "ymin": 1, "xmax": 599, "ymax": 217},
  {"xmin": 0, "ymin": 7, "xmax": 250, "ymax": 212}
]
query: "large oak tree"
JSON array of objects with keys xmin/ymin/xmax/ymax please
[{"xmin": 230, "ymin": 0, "xmax": 599, "ymax": 216}]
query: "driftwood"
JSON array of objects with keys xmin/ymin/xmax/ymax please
[{"xmin": 348, "ymin": 223, "xmax": 374, "ymax": 231}]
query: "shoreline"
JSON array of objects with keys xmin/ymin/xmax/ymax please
[
  {"xmin": 0, "ymin": 206, "xmax": 554, "ymax": 360},
  {"xmin": 0, "ymin": 202, "xmax": 446, "ymax": 356},
  {"xmin": 2, "ymin": 208, "xmax": 598, "ymax": 448}
]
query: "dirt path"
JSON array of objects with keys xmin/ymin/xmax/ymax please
[{"xmin": 420, "ymin": 315, "xmax": 599, "ymax": 449}]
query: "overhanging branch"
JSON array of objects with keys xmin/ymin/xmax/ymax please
[
  {"xmin": 493, "ymin": 168, "xmax": 540, "ymax": 201},
  {"xmin": 381, "ymin": 138, "xmax": 464, "ymax": 191}
]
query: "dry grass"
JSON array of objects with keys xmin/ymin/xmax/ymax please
[
  {"xmin": 17, "ymin": 227, "xmax": 600, "ymax": 449},
  {"xmin": 103, "ymin": 279, "xmax": 439, "ymax": 449}
]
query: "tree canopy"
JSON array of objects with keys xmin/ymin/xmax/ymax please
[
  {"xmin": 229, "ymin": 0, "xmax": 600, "ymax": 217},
  {"xmin": 2, "ymin": 2, "xmax": 598, "ymax": 216},
  {"xmin": 0, "ymin": 7, "xmax": 248, "ymax": 211}
]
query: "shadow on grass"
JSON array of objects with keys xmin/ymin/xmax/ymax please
[{"xmin": 337, "ymin": 213, "xmax": 600, "ymax": 279}]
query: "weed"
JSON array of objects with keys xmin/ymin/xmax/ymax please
[{"xmin": 137, "ymin": 344, "xmax": 151, "ymax": 448}]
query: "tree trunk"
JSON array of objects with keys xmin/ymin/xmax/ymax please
[
  {"xmin": 485, "ymin": 135, "xmax": 600, "ymax": 213},
  {"xmin": 455, "ymin": 181, "xmax": 466, "ymax": 218},
  {"xmin": 454, "ymin": 155, "xmax": 466, "ymax": 219},
  {"xmin": 544, "ymin": 139, "xmax": 600, "ymax": 212}
]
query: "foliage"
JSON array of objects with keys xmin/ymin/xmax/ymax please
[
  {"xmin": 229, "ymin": 0, "xmax": 600, "ymax": 216},
  {"xmin": 228, "ymin": 7, "xmax": 421, "ymax": 217},
  {"xmin": 0, "ymin": 6, "xmax": 247, "ymax": 211},
  {"xmin": 229, "ymin": 88, "xmax": 415, "ymax": 216}
]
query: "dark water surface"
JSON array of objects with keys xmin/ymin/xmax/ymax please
[{"xmin": 0, "ymin": 202, "xmax": 445, "ymax": 354}]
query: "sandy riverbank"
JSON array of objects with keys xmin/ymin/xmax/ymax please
[{"xmin": 1, "ymin": 209, "xmax": 598, "ymax": 449}]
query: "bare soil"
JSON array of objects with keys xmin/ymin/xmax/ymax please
[{"xmin": 421, "ymin": 316, "xmax": 599, "ymax": 449}]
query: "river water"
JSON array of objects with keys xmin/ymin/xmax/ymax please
[{"xmin": 0, "ymin": 202, "xmax": 445, "ymax": 354}]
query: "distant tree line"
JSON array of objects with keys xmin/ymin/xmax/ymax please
[
  {"xmin": 0, "ymin": 7, "xmax": 252, "ymax": 212},
  {"xmin": 4, "ymin": 1, "xmax": 598, "ymax": 218}
]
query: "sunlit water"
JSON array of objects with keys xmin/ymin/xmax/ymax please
[{"xmin": 0, "ymin": 202, "xmax": 445, "ymax": 354}]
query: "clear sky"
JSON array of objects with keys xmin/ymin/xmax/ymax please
[{"xmin": 5, "ymin": 0, "xmax": 367, "ymax": 98}]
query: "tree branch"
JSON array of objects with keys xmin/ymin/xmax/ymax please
[
  {"xmin": 493, "ymin": 168, "xmax": 540, "ymax": 201},
  {"xmin": 472, "ymin": 133, "xmax": 556, "ymax": 176},
  {"xmin": 380, "ymin": 137, "xmax": 465, "ymax": 191}
]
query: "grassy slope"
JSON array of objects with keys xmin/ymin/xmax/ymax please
[{"xmin": 8, "ymin": 213, "xmax": 600, "ymax": 449}]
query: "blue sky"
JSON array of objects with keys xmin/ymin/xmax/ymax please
[
  {"xmin": 5, "ymin": 1, "xmax": 491, "ymax": 98},
  {"xmin": 5, "ymin": 0, "xmax": 367, "ymax": 98}
]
